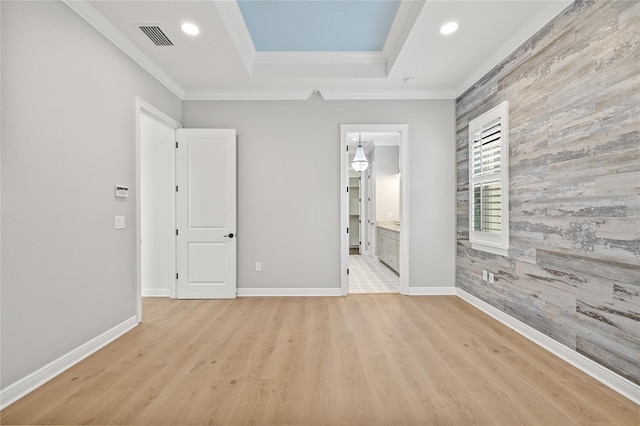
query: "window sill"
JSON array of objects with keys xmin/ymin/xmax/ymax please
[{"xmin": 471, "ymin": 242, "xmax": 508, "ymax": 257}]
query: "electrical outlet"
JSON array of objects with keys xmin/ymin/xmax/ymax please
[
  {"xmin": 482, "ymin": 270, "xmax": 488, "ymax": 281},
  {"xmin": 488, "ymin": 272, "xmax": 495, "ymax": 284},
  {"xmin": 255, "ymin": 262, "xmax": 261, "ymax": 272}
]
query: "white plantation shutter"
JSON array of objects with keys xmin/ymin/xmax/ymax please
[
  {"xmin": 473, "ymin": 182, "xmax": 501, "ymax": 233},
  {"xmin": 472, "ymin": 118, "xmax": 502, "ymax": 177},
  {"xmin": 469, "ymin": 101, "xmax": 509, "ymax": 256}
]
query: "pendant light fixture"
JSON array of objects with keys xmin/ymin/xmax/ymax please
[{"xmin": 351, "ymin": 133, "xmax": 369, "ymax": 172}]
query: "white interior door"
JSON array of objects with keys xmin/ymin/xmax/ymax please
[{"xmin": 176, "ymin": 129, "xmax": 236, "ymax": 299}]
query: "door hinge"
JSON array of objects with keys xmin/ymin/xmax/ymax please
[
  {"xmin": 346, "ymin": 187, "xmax": 349, "ymax": 193},
  {"xmin": 347, "ymin": 268, "xmax": 350, "ymax": 275},
  {"xmin": 346, "ymin": 145, "xmax": 349, "ymax": 152},
  {"xmin": 176, "ymin": 185, "xmax": 179, "ymax": 192},
  {"xmin": 346, "ymin": 227, "xmax": 349, "ymax": 234},
  {"xmin": 176, "ymin": 141, "xmax": 179, "ymax": 148},
  {"xmin": 176, "ymin": 273, "xmax": 179, "ymax": 279},
  {"xmin": 176, "ymin": 229, "xmax": 179, "ymax": 236}
]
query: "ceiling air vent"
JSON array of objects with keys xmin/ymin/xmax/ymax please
[{"xmin": 138, "ymin": 25, "xmax": 173, "ymax": 46}]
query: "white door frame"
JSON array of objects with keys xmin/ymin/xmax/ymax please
[
  {"xmin": 340, "ymin": 124, "xmax": 409, "ymax": 296},
  {"xmin": 359, "ymin": 165, "xmax": 366, "ymax": 255},
  {"xmin": 365, "ymin": 162, "xmax": 376, "ymax": 257},
  {"xmin": 357, "ymin": 161, "xmax": 373, "ymax": 256},
  {"xmin": 135, "ymin": 97, "xmax": 181, "ymax": 322}
]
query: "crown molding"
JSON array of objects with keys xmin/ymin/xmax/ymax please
[
  {"xmin": 62, "ymin": 0, "xmax": 185, "ymax": 99},
  {"xmin": 183, "ymin": 88, "xmax": 456, "ymax": 101},
  {"xmin": 454, "ymin": 0, "xmax": 573, "ymax": 98},
  {"xmin": 211, "ymin": 0, "xmax": 256, "ymax": 77},
  {"xmin": 320, "ymin": 89, "xmax": 456, "ymax": 100},
  {"xmin": 383, "ymin": 0, "xmax": 426, "ymax": 74},
  {"xmin": 182, "ymin": 89, "xmax": 314, "ymax": 101}
]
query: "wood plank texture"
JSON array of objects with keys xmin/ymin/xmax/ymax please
[
  {"xmin": 456, "ymin": 0, "xmax": 640, "ymax": 386},
  {"xmin": 1, "ymin": 296, "xmax": 638, "ymax": 425}
]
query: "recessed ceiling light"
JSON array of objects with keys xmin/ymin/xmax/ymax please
[
  {"xmin": 440, "ymin": 22, "xmax": 458, "ymax": 35},
  {"xmin": 181, "ymin": 22, "xmax": 200, "ymax": 36}
]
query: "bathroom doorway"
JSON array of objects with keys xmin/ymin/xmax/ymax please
[{"xmin": 340, "ymin": 124, "xmax": 409, "ymax": 295}]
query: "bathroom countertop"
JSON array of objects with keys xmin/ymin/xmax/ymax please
[{"xmin": 377, "ymin": 221, "xmax": 400, "ymax": 232}]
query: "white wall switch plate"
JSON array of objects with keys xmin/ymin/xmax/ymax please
[
  {"xmin": 115, "ymin": 215, "xmax": 125, "ymax": 229},
  {"xmin": 488, "ymin": 272, "xmax": 495, "ymax": 284},
  {"xmin": 482, "ymin": 270, "xmax": 488, "ymax": 281},
  {"xmin": 255, "ymin": 262, "xmax": 261, "ymax": 272}
]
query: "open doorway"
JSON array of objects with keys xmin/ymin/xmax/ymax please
[
  {"xmin": 135, "ymin": 98, "xmax": 181, "ymax": 321},
  {"xmin": 340, "ymin": 124, "xmax": 409, "ymax": 296}
]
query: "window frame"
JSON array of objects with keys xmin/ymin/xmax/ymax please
[{"xmin": 468, "ymin": 101, "xmax": 509, "ymax": 256}]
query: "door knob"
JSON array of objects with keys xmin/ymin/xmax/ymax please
[{"xmin": 224, "ymin": 233, "xmax": 234, "ymax": 238}]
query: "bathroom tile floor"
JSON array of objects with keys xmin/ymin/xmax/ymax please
[{"xmin": 348, "ymin": 254, "xmax": 400, "ymax": 293}]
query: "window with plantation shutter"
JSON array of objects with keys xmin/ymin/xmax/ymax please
[{"xmin": 469, "ymin": 101, "xmax": 509, "ymax": 256}]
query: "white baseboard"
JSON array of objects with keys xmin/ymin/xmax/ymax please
[
  {"xmin": 408, "ymin": 286, "xmax": 457, "ymax": 296},
  {"xmin": 237, "ymin": 287, "xmax": 342, "ymax": 297},
  {"xmin": 142, "ymin": 288, "xmax": 170, "ymax": 297},
  {"xmin": 456, "ymin": 288, "xmax": 640, "ymax": 405},
  {"xmin": 0, "ymin": 315, "xmax": 138, "ymax": 410}
]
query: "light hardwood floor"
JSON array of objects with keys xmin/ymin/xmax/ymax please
[{"xmin": 2, "ymin": 296, "xmax": 638, "ymax": 425}]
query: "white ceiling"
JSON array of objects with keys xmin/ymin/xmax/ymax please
[{"xmin": 66, "ymin": 0, "xmax": 573, "ymax": 100}]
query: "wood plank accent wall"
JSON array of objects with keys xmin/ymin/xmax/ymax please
[{"xmin": 456, "ymin": 0, "xmax": 640, "ymax": 385}]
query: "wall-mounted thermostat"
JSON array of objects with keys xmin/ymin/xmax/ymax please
[{"xmin": 114, "ymin": 185, "xmax": 129, "ymax": 198}]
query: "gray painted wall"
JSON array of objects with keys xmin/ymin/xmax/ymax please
[
  {"xmin": 183, "ymin": 97, "xmax": 456, "ymax": 290},
  {"xmin": 456, "ymin": 1, "xmax": 640, "ymax": 384},
  {"xmin": 1, "ymin": 1, "xmax": 182, "ymax": 387}
]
